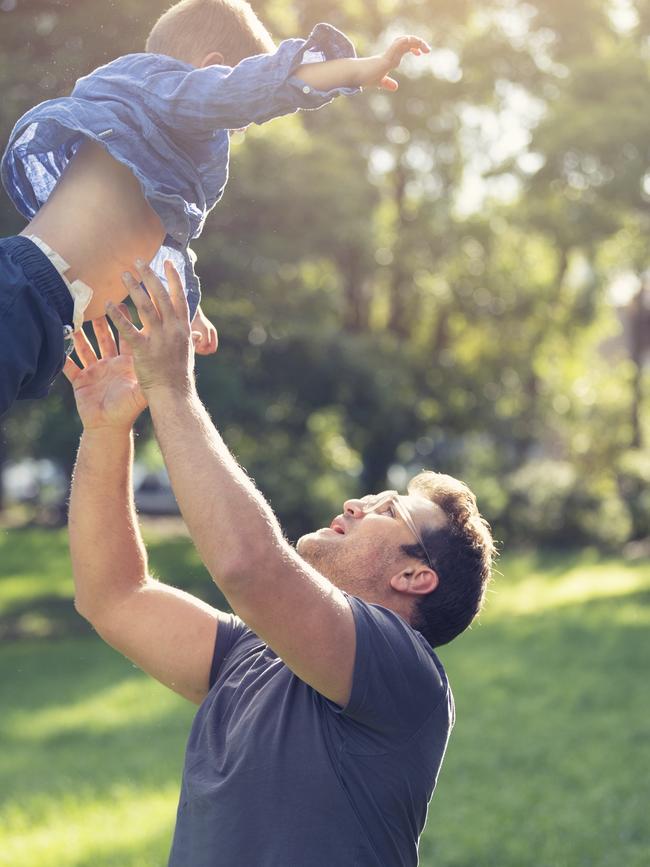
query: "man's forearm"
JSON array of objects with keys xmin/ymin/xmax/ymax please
[
  {"xmin": 69, "ymin": 428, "xmax": 148, "ymax": 622},
  {"xmin": 147, "ymin": 387, "xmax": 285, "ymax": 587}
]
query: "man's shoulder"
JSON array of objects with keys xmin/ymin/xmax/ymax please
[
  {"xmin": 333, "ymin": 594, "xmax": 451, "ymax": 743},
  {"xmin": 346, "ymin": 594, "xmax": 441, "ymax": 671},
  {"xmin": 209, "ymin": 612, "xmax": 268, "ymax": 687}
]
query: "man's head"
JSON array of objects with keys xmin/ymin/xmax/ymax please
[
  {"xmin": 146, "ymin": 0, "xmax": 275, "ymax": 68},
  {"xmin": 297, "ymin": 471, "xmax": 495, "ymax": 647}
]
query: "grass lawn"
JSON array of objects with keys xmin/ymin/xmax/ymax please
[{"xmin": 0, "ymin": 529, "xmax": 648, "ymax": 866}]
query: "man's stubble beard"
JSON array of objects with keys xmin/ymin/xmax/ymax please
[
  {"xmin": 296, "ymin": 534, "xmax": 338, "ymax": 581},
  {"xmin": 296, "ymin": 533, "xmax": 378, "ymax": 598}
]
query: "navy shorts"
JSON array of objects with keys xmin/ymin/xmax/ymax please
[{"xmin": 0, "ymin": 235, "xmax": 74, "ymax": 417}]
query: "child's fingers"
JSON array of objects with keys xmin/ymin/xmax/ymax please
[
  {"xmin": 380, "ymin": 75, "xmax": 399, "ymax": 91},
  {"xmin": 106, "ymin": 301, "xmax": 143, "ymax": 346},
  {"xmin": 135, "ymin": 259, "xmax": 176, "ymax": 322},
  {"xmin": 163, "ymin": 260, "xmax": 190, "ymax": 323},
  {"xmin": 73, "ymin": 327, "xmax": 99, "ymax": 369},
  {"xmin": 401, "ymin": 36, "xmax": 430, "ymax": 53},
  {"xmin": 387, "ymin": 35, "xmax": 430, "ymax": 66},
  {"xmin": 93, "ymin": 316, "xmax": 118, "ymax": 359},
  {"xmin": 387, "ymin": 36, "xmax": 411, "ymax": 60},
  {"xmin": 194, "ymin": 330, "xmax": 218, "ymax": 355},
  {"xmin": 63, "ymin": 356, "xmax": 82, "ymax": 383},
  {"xmin": 122, "ymin": 270, "xmax": 160, "ymax": 329}
]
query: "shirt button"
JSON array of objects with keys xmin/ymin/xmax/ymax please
[{"xmin": 302, "ymin": 85, "xmax": 311, "ymax": 94}]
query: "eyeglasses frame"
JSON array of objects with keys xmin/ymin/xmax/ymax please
[{"xmin": 358, "ymin": 491, "xmax": 436, "ymax": 573}]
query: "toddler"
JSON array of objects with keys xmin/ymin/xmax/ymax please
[{"xmin": 0, "ymin": 0, "xmax": 429, "ymax": 415}]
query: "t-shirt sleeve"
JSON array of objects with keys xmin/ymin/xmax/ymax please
[
  {"xmin": 341, "ymin": 594, "xmax": 448, "ymax": 738},
  {"xmin": 209, "ymin": 611, "xmax": 252, "ymax": 688}
]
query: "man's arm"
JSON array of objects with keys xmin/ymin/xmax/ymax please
[
  {"xmin": 149, "ymin": 388, "xmax": 355, "ymax": 708},
  {"xmin": 108, "ymin": 266, "xmax": 356, "ymax": 708},
  {"xmin": 66, "ymin": 318, "xmax": 222, "ymax": 705}
]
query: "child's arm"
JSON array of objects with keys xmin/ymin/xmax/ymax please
[
  {"xmin": 143, "ymin": 25, "xmax": 427, "ymax": 136},
  {"xmin": 295, "ymin": 36, "xmax": 430, "ymax": 93}
]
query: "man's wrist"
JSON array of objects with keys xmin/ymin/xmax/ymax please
[
  {"xmin": 145, "ymin": 379, "xmax": 197, "ymax": 406},
  {"xmin": 82, "ymin": 425, "xmax": 134, "ymax": 443}
]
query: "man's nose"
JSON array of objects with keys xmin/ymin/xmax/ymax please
[{"xmin": 343, "ymin": 499, "xmax": 365, "ymax": 518}]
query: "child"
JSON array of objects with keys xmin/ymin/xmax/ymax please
[{"xmin": 0, "ymin": 0, "xmax": 429, "ymax": 416}]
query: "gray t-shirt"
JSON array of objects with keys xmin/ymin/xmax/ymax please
[{"xmin": 168, "ymin": 594, "xmax": 454, "ymax": 867}]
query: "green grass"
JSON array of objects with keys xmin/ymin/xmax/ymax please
[
  {"xmin": 0, "ymin": 639, "xmax": 193, "ymax": 867},
  {"xmin": 426, "ymin": 550, "xmax": 650, "ymax": 867},
  {"xmin": 0, "ymin": 531, "xmax": 648, "ymax": 866}
]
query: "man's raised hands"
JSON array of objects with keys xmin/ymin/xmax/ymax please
[{"xmin": 106, "ymin": 260, "xmax": 196, "ymax": 397}]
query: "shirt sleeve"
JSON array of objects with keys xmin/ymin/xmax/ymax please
[
  {"xmin": 209, "ymin": 611, "xmax": 252, "ymax": 688},
  {"xmin": 341, "ymin": 595, "xmax": 449, "ymax": 738},
  {"xmin": 142, "ymin": 23, "xmax": 359, "ymax": 137}
]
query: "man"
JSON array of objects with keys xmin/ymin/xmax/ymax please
[{"xmin": 65, "ymin": 260, "xmax": 495, "ymax": 866}]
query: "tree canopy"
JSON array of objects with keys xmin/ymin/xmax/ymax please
[{"xmin": 0, "ymin": 0, "xmax": 648, "ymax": 546}]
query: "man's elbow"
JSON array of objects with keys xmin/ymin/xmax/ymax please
[
  {"xmin": 73, "ymin": 593, "xmax": 99, "ymax": 626},
  {"xmin": 72, "ymin": 576, "xmax": 146, "ymax": 632},
  {"xmin": 216, "ymin": 550, "xmax": 257, "ymax": 589},
  {"xmin": 216, "ymin": 538, "xmax": 288, "ymax": 592},
  {"xmin": 73, "ymin": 594, "xmax": 118, "ymax": 638}
]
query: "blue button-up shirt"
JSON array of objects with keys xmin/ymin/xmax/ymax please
[{"xmin": 1, "ymin": 23, "xmax": 357, "ymax": 316}]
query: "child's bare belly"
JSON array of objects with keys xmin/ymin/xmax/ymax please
[{"xmin": 20, "ymin": 139, "xmax": 166, "ymax": 321}]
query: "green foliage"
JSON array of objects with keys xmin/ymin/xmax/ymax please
[
  {"xmin": 0, "ymin": 0, "xmax": 648, "ymax": 545},
  {"xmin": 504, "ymin": 458, "xmax": 632, "ymax": 547},
  {"xmin": 0, "ymin": 528, "xmax": 228, "ymax": 641}
]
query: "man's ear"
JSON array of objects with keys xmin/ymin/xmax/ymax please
[
  {"xmin": 200, "ymin": 51, "xmax": 225, "ymax": 68},
  {"xmin": 390, "ymin": 566, "xmax": 438, "ymax": 596}
]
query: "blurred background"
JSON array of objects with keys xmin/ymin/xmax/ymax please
[{"xmin": 0, "ymin": 1, "xmax": 648, "ymax": 865}]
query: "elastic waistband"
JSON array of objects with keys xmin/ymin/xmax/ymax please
[{"xmin": 2, "ymin": 235, "xmax": 74, "ymax": 328}]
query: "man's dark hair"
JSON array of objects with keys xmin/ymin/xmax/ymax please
[
  {"xmin": 146, "ymin": 0, "xmax": 275, "ymax": 67},
  {"xmin": 402, "ymin": 471, "xmax": 496, "ymax": 648}
]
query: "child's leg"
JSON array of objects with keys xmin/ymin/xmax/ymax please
[{"xmin": 0, "ymin": 237, "xmax": 72, "ymax": 416}]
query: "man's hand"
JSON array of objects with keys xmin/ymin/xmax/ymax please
[
  {"xmin": 106, "ymin": 260, "xmax": 195, "ymax": 396},
  {"xmin": 357, "ymin": 35, "xmax": 431, "ymax": 91},
  {"xmin": 64, "ymin": 314, "xmax": 148, "ymax": 431},
  {"xmin": 191, "ymin": 304, "xmax": 219, "ymax": 356}
]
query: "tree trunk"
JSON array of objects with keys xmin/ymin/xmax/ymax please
[
  {"xmin": 361, "ymin": 437, "xmax": 399, "ymax": 494},
  {"xmin": 388, "ymin": 165, "xmax": 411, "ymax": 337},
  {"xmin": 339, "ymin": 248, "xmax": 368, "ymax": 333}
]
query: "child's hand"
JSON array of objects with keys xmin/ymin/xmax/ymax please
[
  {"xmin": 190, "ymin": 305, "xmax": 219, "ymax": 355},
  {"xmin": 295, "ymin": 35, "xmax": 430, "ymax": 94},
  {"xmin": 358, "ymin": 36, "xmax": 431, "ymax": 91}
]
